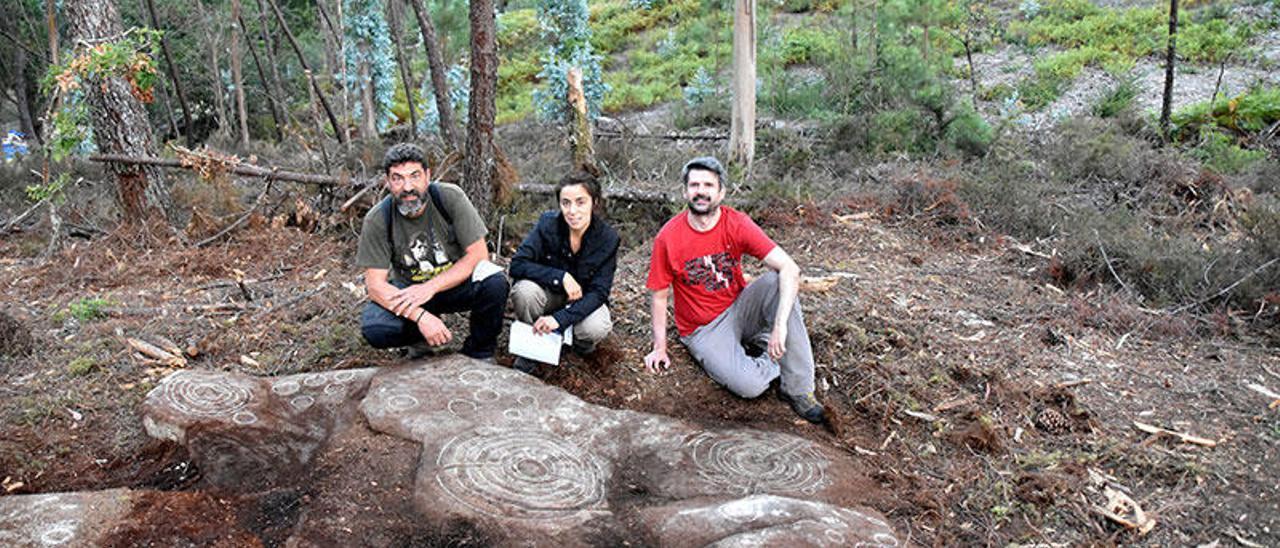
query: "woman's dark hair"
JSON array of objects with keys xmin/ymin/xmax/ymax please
[{"xmin": 556, "ymin": 171, "xmax": 605, "ymax": 216}]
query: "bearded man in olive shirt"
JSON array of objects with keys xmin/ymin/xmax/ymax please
[{"xmin": 355, "ymin": 143, "xmax": 509, "ymax": 360}]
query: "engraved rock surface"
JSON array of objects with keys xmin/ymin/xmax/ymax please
[
  {"xmin": 135, "ymin": 357, "xmax": 898, "ymax": 545},
  {"xmin": 0, "ymin": 489, "xmax": 257, "ymax": 547}
]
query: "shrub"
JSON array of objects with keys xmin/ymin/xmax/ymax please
[
  {"xmin": 1193, "ymin": 130, "xmax": 1267, "ymax": 175},
  {"xmin": 944, "ymin": 107, "xmax": 993, "ymax": 157},
  {"xmin": 66, "ymin": 298, "xmax": 110, "ymax": 322},
  {"xmin": 1092, "ymin": 73, "xmax": 1139, "ymax": 118}
]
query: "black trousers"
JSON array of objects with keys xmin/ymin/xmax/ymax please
[{"xmin": 360, "ymin": 274, "xmax": 509, "ymax": 359}]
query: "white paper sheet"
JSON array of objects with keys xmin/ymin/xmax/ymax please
[{"xmin": 508, "ymin": 321, "xmax": 563, "ymax": 364}]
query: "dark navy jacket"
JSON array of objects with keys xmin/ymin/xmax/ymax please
[{"xmin": 509, "ymin": 211, "xmax": 620, "ymax": 329}]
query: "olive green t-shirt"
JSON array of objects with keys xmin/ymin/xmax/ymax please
[{"xmin": 355, "ymin": 182, "xmax": 488, "ymax": 284}]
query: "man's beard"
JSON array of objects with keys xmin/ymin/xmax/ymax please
[
  {"xmin": 395, "ymin": 189, "xmax": 427, "ymax": 216},
  {"xmin": 687, "ymin": 194, "xmax": 716, "ymax": 215}
]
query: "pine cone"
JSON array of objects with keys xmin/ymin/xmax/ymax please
[{"xmin": 1036, "ymin": 408, "xmax": 1070, "ymax": 434}]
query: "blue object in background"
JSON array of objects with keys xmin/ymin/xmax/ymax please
[{"xmin": 3, "ymin": 131, "xmax": 30, "ymax": 162}]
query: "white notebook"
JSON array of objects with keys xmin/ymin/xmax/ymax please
[{"xmin": 508, "ymin": 321, "xmax": 572, "ymax": 365}]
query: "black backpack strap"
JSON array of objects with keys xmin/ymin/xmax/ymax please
[
  {"xmin": 379, "ymin": 195, "xmax": 395, "ymax": 254},
  {"xmin": 428, "ymin": 183, "xmax": 452, "ymax": 226}
]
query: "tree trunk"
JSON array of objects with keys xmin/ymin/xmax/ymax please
[
  {"xmin": 268, "ymin": 0, "xmax": 347, "ymax": 144},
  {"xmin": 1160, "ymin": 0, "xmax": 1178, "ymax": 136},
  {"xmin": 869, "ymin": 0, "xmax": 878, "ymax": 67},
  {"xmin": 464, "ymin": 0, "xmax": 498, "ymax": 218},
  {"xmin": 567, "ymin": 68, "xmax": 598, "ymax": 176},
  {"xmin": 387, "ymin": 0, "xmax": 418, "ymax": 137},
  {"xmin": 850, "ymin": 0, "xmax": 858, "ymax": 52},
  {"xmin": 728, "ymin": 0, "xmax": 756, "ymax": 173},
  {"xmin": 358, "ymin": 59, "xmax": 378, "ymax": 139},
  {"xmin": 46, "ymin": 0, "xmax": 58, "ymax": 66},
  {"xmin": 66, "ymin": 0, "xmax": 172, "ymax": 225},
  {"xmin": 254, "ymin": 0, "xmax": 292, "ymax": 135},
  {"xmin": 408, "ymin": 0, "xmax": 461, "ymax": 151},
  {"xmin": 239, "ymin": 10, "xmax": 285, "ymax": 141},
  {"xmin": 144, "ymin": 0, "xmax": 195, "ymax": 147},
  {"xmin": 206, "ymin": 10, "xmax": 229, "ymax": 140},
  {"xmin": 315, "ymin": 0, "xmax": 348, "ymax": 132},
  {"xmin": 230, "ymin": 0, "xmax": 250, "ymax": 149},
  {"xmin": 10, "ymin": 34, "xmax": 37, "ymax": 140}
]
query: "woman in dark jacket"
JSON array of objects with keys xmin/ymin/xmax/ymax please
[{"xmin": 509, "ymin": 173, "xmax": 619, "ymax": 371}]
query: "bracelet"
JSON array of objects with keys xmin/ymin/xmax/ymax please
[{"xmin": 414, "ymin": 309, "xmax": 425, "ymax": 323}]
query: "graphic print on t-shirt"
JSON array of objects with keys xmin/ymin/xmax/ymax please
[
  {"xmin": 682, "ymin": 252, "xmax": 739, "ymax": 292},
  {"xmin": 401, "ymin": 233, "xmax": 452, "ymax": 282}
]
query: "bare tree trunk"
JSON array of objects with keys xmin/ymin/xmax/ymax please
[
  {"xmin": 306, "ymin": 70, "xmax": 334, "ymax": 174},
  {"xmin": 66, "ymin": 0, "xmax": 172, "ymax": 225},
  {"xmin": 267, "ymin": 0, "xmax": 347, "ymax": 145},
  {"xmin": 254, "ymin": 0, "xmax": 292, "ymax": 134},
  {"xmin": 358, "ymin": 60, "xmax": 378, "ymax": 139},
  {"xmin": 206, "ymin": 11, "xmax": 229, "ymax": 141},
  {"xmin": 239, "ymin": 10, "xmax": 285, "ymax": 141},
  {"xmin": 567, "ymin": 68, "xmax": 597, "ymax": 176},
  {"xmin": 316, "ymin": 0, "xmax": 348, "ymax": 131},
  {"xmin": 9, "ymin": 35, "xmax": 37, "ymax": 140},
  {"xmin": 388, "ymin": 0, "xmax": 418, "ymax": 137},
  {"xmin": 464, "ymin": 0, "xmax": 498, "ymax": 218},
  {"xmin": 144, "ymin": 0, "xmax": 195, "ymax": 147},
  {"xmin": 869, "ymin": 0, "xmax": 878, "ymax": 67},
  {"xmin": 230, "ymin": 0, "xmax": 250, "ymax": 148},
  {"xmin": 408, "ymin": 0, "xmax": 461, "ymax": 151},
  {"xmin": 46, "ymin": 0, "xmax": 58, "ymax": 66},
  {"xmin": 728, "ymin": 0, "xmax": 756, "ymax": 173},
  {"xmin": 1160, "ymin": 0, "xmax": 1178, "ymax": 136}
]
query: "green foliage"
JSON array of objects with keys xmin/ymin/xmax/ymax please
[
  {"xmin": 25, "ymin": 173, "xmax": 72, "ymax": 204},
  {"xmin": 944, "ymin": 106, "xmax": 993, "ymax": 156},
  {"xmin": 66, "ymin": 298, "xmax": 111, "ymax": 322},
  {"xmin": 67, "ymin": 356, "xmax": 97, "ymax": 376},
  {"xmin": 1193, "ymin": 130, "xmax": 1267, "ymax": 175},
  {"xmin": 777, "ymin": 27, "xmax": 840, "ymax": 66},
  {"xmin": 1092, "ymin": 73, "xmax": 1139, "ymax": 118},
  {"xmin": 1171, "ymin": 87, "xmax": 1280, "ymax": 140}
]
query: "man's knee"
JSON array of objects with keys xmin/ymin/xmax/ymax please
[
  {"xmin": 360, "ymin": 304, "xmax": 404, "ymax": 348},
  {"xmin": 475, "ymin": 273, "xmax": 510, "ymax": 304},
  {"xmin": 722, "ymin": 371, "xmax": 771, "ymax": 398}
]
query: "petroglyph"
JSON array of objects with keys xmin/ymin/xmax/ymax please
[
  {"xmin": 433, "ymin": 429, "xmax": 608, "ymax": 520},
  {"xmin": 685, "ymin": 431, "xmax": 830, "ymax": 495}
]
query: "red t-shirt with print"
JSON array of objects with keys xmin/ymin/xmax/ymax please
[{"xmin": 646, "ymin": 207, "xmax": 777, "ymax": 337}]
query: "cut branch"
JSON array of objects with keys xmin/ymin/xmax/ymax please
[{"xmin": 89, "ymin": 153, "xmax": 371, "ymax": 187}]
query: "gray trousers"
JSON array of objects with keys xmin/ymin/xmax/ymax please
[
  {"xmin": 511, "ymin": 279, "xmax": 613, "ymax": 353},
  {"xmin": 680, "ymin": 271, "xmax": 816, "ymax": 398}
]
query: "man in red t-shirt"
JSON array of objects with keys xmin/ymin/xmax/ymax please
[{"xmin": 644, "ymin": 157, "xmax": 824, "ymax": 423}]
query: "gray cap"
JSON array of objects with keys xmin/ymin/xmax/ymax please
[{"xmin": 681, "ymin": 156, "xmax": 726, "ymax": 185}]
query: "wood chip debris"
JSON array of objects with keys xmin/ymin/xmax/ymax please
[
  {"xmin": 903, "ymin": 410, "xmax": 940, "ymax": 422},
  {"xmin": 1133, "ymin": 421, "xmax": 1217, "ymax": 447},
  {"xmin": 1245, "ymin": 384, "xmax": 1280, "ymax": 409},
  {"xmin": 1092, "ymin": 486, "xmax": 1157, "ymax": 535},
  {"xmin": 933, "ymin": 394, "xmax": 977, "ymax": 413},
  {"xmin": 832, "ymin": 211, "xmax": 873, "ymax": 224}
]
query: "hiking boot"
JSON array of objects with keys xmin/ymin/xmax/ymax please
[
  {"xmin": 779, "ymin": 390, "xmax": 826, "ymax": 424},
  {"xmin": 406, "ymin": 343, "xmax": 431, "ymax": 360},
  {"xmin": 512, "ymin": 356, "xmax": 538, "ymax": 374}
]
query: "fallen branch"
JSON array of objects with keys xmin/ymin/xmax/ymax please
[
  {"xmin": 933, "ymin": 394, "xmax": 977, "ymax": 413},
  {"xmin": 1169, "ymin": 257, "xmax": 1279, "ymax": 314},
  {"xmin": 596, "ymin": 130, "xmax": 728, "ymax": 142},
  {"xmin": 1091, "ymin": 486, "xmax": 1156, "ymax": 535},
  {"xmin": 1095, "ymin": 230, "xmax": 1137, "ymax": 299},
  {"xmin": 89, "ymin": 152, "xmax": 371, "ymax": 187},
  {"xmin": 124, "ymin": 337, "xmax": 187, "ymax": 368},
  {"xmin": 1133, "ymin": 421, "xmax": 1217, "ymax": 447}
]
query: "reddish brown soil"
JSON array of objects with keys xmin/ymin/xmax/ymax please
[{"xmin": 2, "ymin": 202, "xmax": 1277, "ymax": 546}]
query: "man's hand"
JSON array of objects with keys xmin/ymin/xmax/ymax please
[
  {"xmin": 644, "ymin": 347, "xmax": 670, "ymax": 373},
  {"xmin": 417, "ymin": 311, "xmax": 452, "ymax": 346},
  {"xmin": 532, "ymin": 315, "xmax": 560, "ymax": 335},
  {"xmin": 563, "ymin": 272, "xmax": 583, "ymax": 301},
  {"xmin": 390, "ymin": 283, "xmax": 436, "ymax": 316},
  {"xmin": 768, "ymin": 324, "xmax": 788, "ymax": 360}
]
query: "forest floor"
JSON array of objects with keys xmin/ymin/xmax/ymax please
[{"xmin": 1, "ymin": 182, "xmax": 1277, "ymax": 545}]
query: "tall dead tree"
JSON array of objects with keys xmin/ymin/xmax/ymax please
[
  {"xmin": 464, "ymin": 0, "xmax": 498, "ymax": 218},
  {"xmin": 387, "ymin": 0, "xmax": 418, "ymax": 137},
  {"xmin": 1160, "ymin": 0, "xmax": 1178, "ymax": 136},
  {"xmin": 230, "ymin": 0, "xmax": 250, "ymax": 148},
  {"xmin": 268, "ymin": 0, "xmax": 347, "ymax": 145},
  {"xmin": 66, "ymin": 0, "xmax": 172, "ymax": 224},
  {"xmin": 728, "ymin": 0, "xmax": 757, "ymax": 173},
  {"xmin": 408, "ymin": 0, "xmax": 461, "ymax": 151},
  {"xmin": 144, "ymin": 0, "xmax": 195, "ymax": 147}
]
